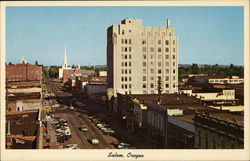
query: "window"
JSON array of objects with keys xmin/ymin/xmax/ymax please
[
  {"xmin": 150, "ymin": 47, "xmax": 154, "ymax": 52},
  {"xmin": 121, "ymin": 69, "xmax": 124, "ymax": 74},
  {"xmin": 125, "ymin": 55, "xmax": 127, "ymax": 59},
  {"xmin": 122, "ymin": 84, "xmax": 124, "ymax": 88},
  {"xmin": 150, "ymin": 83, "xmax": 154, "ymax": 88},
  {"xmin": 129, "ymin": 69, "xmax": 131, "ymax": 74},
  {"xmin": 143, "ymin": 47, "xmax": 147, "ymax": 52},
  {"xmin": 173, "ymin": 55, "xmax": 175, "ymax": 59},
  {"xmin": 165, "ymin": 84, "xmax": 169, "ymax": 88},
  {"xmin": 150, "ymin": 69, "xmax": 154, "ymax": 74},
  {"xmin": 122, "ymin": 30, "xmax": 125, "ymax": 35},
  {"xmin": 121, "ymin": 47, "xmax": 124, "ymax": 52},
  {"xmin": 173, "ymin": 48, "xmax": 175, "ymax": 52},
  {"xmin": 142, "ymin": 40, "xmax": 146, "ymax": 44},
  {"xmin": 129, "ymin": 55, "xmax": 131, "ymax": 59},
  {"xmin": 173, "ymin": 84, "xmax": 175, "ymax": 88},
  {"xmin": 165, "ymin": 55, "xmax": 169, "ymax": 59},
  {"xmin": 165, "ymin": 40, "xmax": 169, "ymax": 45},
  {"xmin": 143, "ymin": 55, "xmax": 147, "ymax": 59},
  {"xmin": 173, "ymin": 62, "xmax": 175, "ymax": 66},
  {"xmin": 129, "ymin": 30, "xmax": 131, "ymax": 33},
  {"xmin": 125, "ymin": 39, "xmax": 127, "ymax": 44},
  {"xmin": 129, "ymin": 77, "xmax": 131, "ymax": 81},
  {"xmin": 143, "ymin": 84, "xmax": 146, "ymax": 88},
  {"xmin": 129, "ymin": 39, "xmax": 131, "ymax": 44},
  {"xmin": 166, "ymin": 62, "xmax": 169, "ymax": 66},
  {"xmin": 129, "ymin": 62, "xmax": 131, "ymax": 67},
  {"xmin": 125, "ymin": 77, "xmax": 127, "ymax": 81},
  {"xmin": 129, "ymin": 84, "xmax": 131, "ymax": 88},
  {"xmin": 158, "ymin": 69, "xmax": 161, "ymax": 74},
  {"xmin": 143, "ymin": 90, "xmax": 147, "ymax": 94},
  {"xmin": 143, "ymin": 76, "xmax": 146, "ymax": 81},
  {"xmin": 129, "ymin": 47, "xmax": 132, "ymax": 52},
  {"xmin": 158, "ymin": 40, "xmax": 161, "ymax": 44},
  {"xmin": 143, "ymin": 62, "xmax": 146, "ymax": 67},
  {"xmin": 158, "ymin": 47, "xmax": 161, "ymax": 52},
  {"xmin": 125, "ymin": 69, "xmax": 127, "ymax": 74},
  {"xmin": 150, "ymin": 77, "xmax": 154, "ymax": 81},
  {"xmin": 165, "ymin": 76, "xmax": 169, "ymax": 81},
  {"xmin": 165, "ymin": 48, "xmax": 169, "ymax": 52},
  {"xmin": 121, "ymin": 39, "xmax": 124, "ymax": 44},
  {"xmin": 151, "ymin": 90, "xmax": 155, "ymax": 94},
  {"xmin": 125, "ymin": 84, "xmax": 127, "ymax": 89},
  {"xmin": 121, "ymin": 62, "xmax": 124, "ymax": 66},
  {"xmin": 121, "ymin": 77, "xmax": 124, "ymax": 81},
  {"xmin": 125, "ymin": 62, "xmax": 127, "ymax": 67},
  {"xmin": 158, "ymin": 62, "xmax": 161, "ymax": 67},
  {"xmin": 143, "ymin": 69, "xmax": 146, "ymax": 74},
  {"xmin": 173, "ymin": 69, "xmax": 175, "ymax": 74},
  {"xmin": 150, "ymin": 62, "xmax": 154, "ymax": 65},
  {"xmin": 125, "ymin": 47, "xmax": 127, "ymax": 52},
  {"xmin": 150, "ymin": 55, "xmax": 154, "ymax": 59},
  {"xmin": 173, "ymin": 76, "xmax": 175, "ymax": 81}
]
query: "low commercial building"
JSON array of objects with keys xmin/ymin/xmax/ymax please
[
  {"xmin": 6, "ymin": 110, "xmax": 39, "ymax": 149},
  {"xmin": 114, "ymin": 93, "xmax": 244, "ymax": 149},
  {"xmin": 209, "ymin": 76, "xmax": 244, "ymax": 85}
]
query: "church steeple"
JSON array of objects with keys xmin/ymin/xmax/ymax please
[{"xmin": 63, "ymin": 47, "xmax": 68, "ymax": 68}]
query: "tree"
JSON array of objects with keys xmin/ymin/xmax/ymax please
[
  {"xmin": 35, "ymin": 60, "xmax": 38, "ymax": 65},
  {"xmin": 190, "ymin": 63, "xmax": 200, "ymax": 74},
  {"xmin": 157, "ymin": 76, "xmax": 163, "ymax": 95},
  {"xmin": 49, "ymin": 66, "xmax": 59, "ymax": 78},
  {"xmin": 42, "ymin": 67, "xmax": 49, "ymax": 83},
  {"xmin": 8, "ymin": 62, "xmax": 12, "ymax": 65}
]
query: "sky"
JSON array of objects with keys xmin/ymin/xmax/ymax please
[{"xmin": 6, "ymin": 6, "xmax": 244, "ymax": 66}]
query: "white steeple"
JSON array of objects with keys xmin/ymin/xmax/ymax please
[
  {"xmin": 19, "ymin": 56, "xmax": 27, "ymax": 64},
  {"xmin": 63, "ymin": 47, "xmax": 68, "ymax": 68}
]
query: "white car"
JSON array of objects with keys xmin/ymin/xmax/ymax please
[{"xmin": 91, "ymin": 138, "xmax": 99, "ymax": 145}]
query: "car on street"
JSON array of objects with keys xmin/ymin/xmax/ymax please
[{"xmin": 91, "ymin": 138, "xmax": 99, "ymax": 145}]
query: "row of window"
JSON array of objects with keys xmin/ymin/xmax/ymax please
[
  {"xmin": 142, "ymin": 75, "xmax": 176, "ymax": 81},
  {"xmin": 121, "ymin": 39, "xmax": 132, "ymax": 45},
  {"xmin": 143, "ymin": 54, "xmax": 176, "ymax": 60},
  {"xmin": 121, "ymin": 54, "xmax": 132, "ymax": 60},
  {"xmin": 121, "ymin": 76, "xmax": 131, "ymax": 81},
  {"xmin": 121, "ymin": 84, "xmax": 132, "ymax": 89},
  {"xmin": 142, "ymin": 68, "xmax": 176, "ymax": 75},
  {"xmin": 143, "ymin": 47, "xmax": 176, "ymax": 53},
  {"xmin": 121, "ymin": 47, "xmax": 132, "ymax": 52},
  {"xmin": 142, "ymin": 61, "xmax": 176, "ymax": 67},
  {"xmin": 121, "ymin": 62, "xmax": 132, "ymax": 67},
  {"xmin": 121, "ymin": 29, "xmax": 132, "ymax": 35},
  {"xmin": 121, "ymin": 69, "xmax": 132, "ymax": 74},
  {"xmin": 142, "ymin": 83, "xmax": 175, "ymax": 88},
  {"xmin": 142, "ymin": 39, "xmax": 175, "ymax": 45}
]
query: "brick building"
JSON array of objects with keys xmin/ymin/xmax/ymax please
[{"xmin": 6, "ymin": 64, "xmax": 42, "ymax": 82}]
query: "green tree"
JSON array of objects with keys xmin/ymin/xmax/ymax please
[
  {"xmin": 49, "ymin": 66, "xmax": 59, "ymax": 78},
  {"xmin": 42, "ymin": 67, "xmax": 49, "ymax": 83}
]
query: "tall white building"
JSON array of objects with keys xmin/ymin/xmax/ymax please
[
  {"xmin": 59, "ymin": 47, "xmax": 72, "ymax": 79},
  {"xmin": 107, "ymin": 18, "xmax": 178, "ymax": 94}
]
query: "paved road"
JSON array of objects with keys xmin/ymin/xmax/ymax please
[{"xmin": 53, "ymin": 109, "xmax": 115, "ymax": 149}]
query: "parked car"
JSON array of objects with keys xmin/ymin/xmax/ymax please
[
  {"xmin": 118, "ymin": 143, "xmax": 131, "ymax": 149},
  {"xmin": 91, "ymin": 138, "xmax": 99, "ymax": 145}
]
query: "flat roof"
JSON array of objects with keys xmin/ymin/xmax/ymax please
[{"xmin": 6, "ymin": 109, "xmax": 39, "ymax": 115}]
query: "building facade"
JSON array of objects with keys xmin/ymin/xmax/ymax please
[
  {"xmin": 107, "ymin": 18, "xmax": 178, "ymax": 95},
  {"xmin": 6, "ymin": 64, "xmax": 42, "ymax": 82}
]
